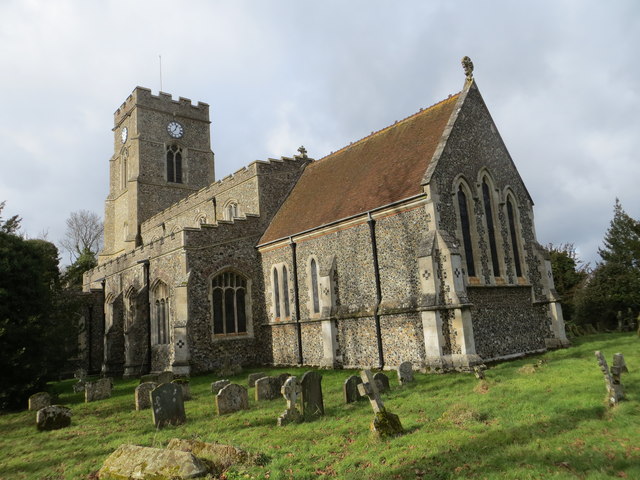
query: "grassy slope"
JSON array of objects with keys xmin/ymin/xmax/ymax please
[{"xmin": 0, "ymin": 333, "xmax": 638, "ymax": 480}]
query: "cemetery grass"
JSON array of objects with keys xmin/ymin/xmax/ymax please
[{"xmin": 0, "ymin": 333, "xmax": 638, "ymax": 479}]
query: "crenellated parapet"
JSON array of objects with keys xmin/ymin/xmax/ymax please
[{"xmin": 114, "ymin": 86, "xmax": 210, "ymax": 127}]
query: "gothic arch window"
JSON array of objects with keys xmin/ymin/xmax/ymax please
[
  {"xmin": 121, "ymin": 148, "xmax": 128, "ymax": 191},
  {"xmin": 272, "ymin": 268, "xmax": 281, "ymax": 319},
  {"xmin": 224, "ymin": 201, "xmax": 239, "ymax": 220},
  {"xmin": 152, "ymin": 281, "xmax": 169, "ymax": 345},
  {"xmin": 310, "ymin": 257, "xmax": 320, "ymax": 314},
  {"xmin": 482, "ymin": 176, "xmax": 501, "ymax": 277},
  {"xmin": 456, "ymin": 183, "xmax": 476, "ymax": 277},
  {"xmin": 104, "ymin": 293, "xmax": 116, "ymax": 333},
  {"xmin": 282, "ymin": 265, "xmax": 291, "ymax": 318},
  {"xmin": 270, "ymin": 264, "xmax": 292, "ymax": 321},
  {"xmin": 211, "ymin": 271, "xmax": 249, "ymax": 336},
  {"xmin": 166, "ymin": 144, "xmax": 183, "ymax": 183},
  {"xmin": 506, "ymin": 195, "xmax": 524, "ymax": 278},
  {"xmin": 124, "ymin": 287, "xmax": 136, "ymax": 333}
]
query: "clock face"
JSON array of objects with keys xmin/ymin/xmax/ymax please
[
  {"xmin": 167, "ymin": 121, "xmax": 184, "ymax": 139},
  {"xmin": 121, "ymin": 127, "xmax": 128, "ymax": 143}
]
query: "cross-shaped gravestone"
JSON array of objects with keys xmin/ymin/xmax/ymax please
[
  {"xmin": 358, "ymin": 370, "xmax": 403, "ymax": 438},
  {"xmin": 278, "ymin": 376, "xmax": 303, "ymax": 426},
  {"xmin": 357, "ymin": 369, "xmax": 385, "ymax": 413}
]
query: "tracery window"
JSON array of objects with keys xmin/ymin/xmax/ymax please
[
  {"xmin": 507, "ymin": 197, "xmax": 523, "ymax": 277},
  {"xmin": 482, "ymin": 178, "xmax": 500, "ymax": 277},
  {"xmin": 457, "ymin": 185, "xmax": 476, "ymax": 277},
  {"xmin": 166, "ymin": 144, "xmax": 183, "ymax": 183},
  {"xmin": 153, "ymin": 282, "xmax": 169, "ymax": 345},
  {"xmin": 310, "ymin": 258, "xmax": 320, "ymax": 314},
  {"xmin": 211, "ymin": 271, "xmax": 248, "ymax": 335},
  {"xmin": 271, "ymin": 264, "xmax": 292, "ymax": 321}
]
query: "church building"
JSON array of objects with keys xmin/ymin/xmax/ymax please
[{"xmin": 82, "ymin": 58, "xmax": 568, "ymax": 377}]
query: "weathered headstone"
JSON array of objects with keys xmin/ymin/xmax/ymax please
[
  {"xmin": 397, "ymin": 362, "xmax": 414, "ymax": 385},
  {"xmin": 151, "ymin": 383, "xmax": 186, "ymax": 428},
  {"xmin": 85, "ymin": 377, "xmax": 112, "ymax": 402},
  {"xmin": 277, "ymin": 373, "xmax": 291, "ymax": 386},
  {"xmin": 211, "ymin": 379, "xmax": 230, "ymax": 394},
  {"xmin": 135, "ymin": 382, "xmax": 157, "ymax": 411},
  {"xmin": 140, "ymin": 373, "xmax": 158, "ymax": 384},
  {"xmin": 248, "ymin": 372, "xmax": 267, "ymax": 387},
  {"xmin": 167, "ymin": 438, "xmax": 258, "ymax": 473},
  {"xmin": 216, "ymin": 384, "xmax": 249, "ymax": 415},
  {"xmin": 300, "ymin": 371, "xmax": 324, "ymax": 418},
  {"xmin": 98, "ymin": 444, "xmax": 207, "ymax": 479},
  {"xmin": 157, "ymin": 371, "xmax": 174, "ymax": 384},
  {"xmin": 36, "ymin": 405, "xmax": 72, "ymax": 431},
  {"xmin": 373, "ymin": 372, "xmax": 390, "ymax": 393},
  {"xmin": 255, "ymin": 376, "xmax": 281, "ymax": 401},
  {"xmin": 343, "ymin": 375, "xmax": 363, "ymax": 403},
  {"xmin": 173, "ymin": 379, "xmax": 191, "ymax": 401},
  {"xmin": 278, "ymin": 376, "xmax": 303, "ymax": 426},
  {"xmin": 595, "ymin": 351, "xmax": 628, "ymax": 407},
  {"xmin": 358, "ymin": 369, "xmax": 403, "ymax": 438},
  {"xmin": 28, "ymin": 392, "xmax": 51, "ymax": 411}
]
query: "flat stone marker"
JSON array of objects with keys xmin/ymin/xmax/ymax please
[
  {"xmin": 278, "ymin": 376, "xmax": 303, "ymax": 426},
  {"xmin": 373, "ymin": 372, "xmax": 390, "ymax": 393},
  {"xmin": 397, "ymin": 361, "xmax": 414, "ymax": 385},
  {"xmin": 135, "ymin": 382, "xmax": 157, "ymax": 411},
  {"xmin": 85, "ymin": 377, "xmax": 112, "ymax": 402},
  {"xmin": 248, "ymin": 372, "xmax": 267, "ymax": 387},
  {"xmin": 151, "ymin": 383, "xmax": 186, "ymax": 429},
  {"xmin": 343, "ymin": 375, "xmax": 363, "ymax": 403},
  {"xmin": 28, "ymin": 392, "xmax": 51, "ymax": 411},
  {"xmin": 167, "ymin": 438, "xmax": 256, "ymax": 472},
  {"xmin": 596, "ymin": 351, "xmax": 628, "ymax": 407},
  {"xmin": 216, "ymin": 383, "xmax": 249, "ymax": 415},
  {"xmin": 36, "ymin": 405, "xmax": 71, "ymax": 431},
  {"xmin": 211, "ymin": 379, "xmax": 230, "ymax": 394},
  {"xmin": 358, "ymin": 369, "xmax": 403, "ymax": 438},
  {"xmin": 98, "ymin": 444, "xmax": 207, "ymax": 479},
  {"xmin": 255, "ymin": 376, "xmax": 281, "ymax": 401},
  {"xmin": 157, "ymin": 371, "xmax": 174, "ymax": 384},
  {"xmin": 300, "ymin": 371, "xmax": 324, "ymax": 418}
]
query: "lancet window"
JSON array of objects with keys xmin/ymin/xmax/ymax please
[
  {"xmin": 166, "ymin": 144, "xmax": 183, "ymax": 183},
  {"xmin": 482, "ymin": 178, "xmax": 500, "ymax": 277},
  {"xmin": 457, "ymin": 184, "xmax": 476, "ymax": 277},
  {"xmin": 153, "ymin": 282, "xmax": 169, "ymax": 345},
  {"xmin": 507, "ymin": 197, "xmax": 523, "ymax": 278}
]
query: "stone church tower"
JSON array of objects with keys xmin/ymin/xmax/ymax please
[{"xmin": 100, "ymin": 87, "xmax": 215, "ymax": 262}]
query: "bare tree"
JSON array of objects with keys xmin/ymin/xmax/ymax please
[
  {"xmin": 0, "ymin": 200, "xmax": 21, "ymax": 234},
  {"xmin": 60, "ymin": 210, "xmax": 103, "ymax": 261}
]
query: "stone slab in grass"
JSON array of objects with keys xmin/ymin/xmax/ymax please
[
  {"xmin": 167, "ymin": 438, "xmax": 256, "ymax": 474},
  {"xmin": 98, "ymin": 444, "xmax": 207, "ymax": 479},
  {"xmin": 36, "ymin": 405, "xmax": 71, "ymax": 431}
]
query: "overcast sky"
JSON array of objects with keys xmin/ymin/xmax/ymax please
[{"xmin": 1, "ymin": 0, "xmax": 638, "ymax": 266}]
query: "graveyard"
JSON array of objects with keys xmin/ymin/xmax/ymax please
[{"xmin": 0, "ymin": 332, "xmax": 638, "ymax": 479}]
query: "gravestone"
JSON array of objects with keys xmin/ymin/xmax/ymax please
[
  {"xmin": 28, "ymin": 392, "xmax": 51, "ymax": 411},
  {"xmin": 373, "ymin": 372, "xmax": 390, "ymax": 393},
  {"xmin": 211, "ymin": 379, "xmax": 230, "ymax": 394},
  {"xmin": 248, "ymin": 372, "xmax": 267, "ymax": 387},
  {"xmin": 216, "ymin": 384, "xmax": 249, "ymax": 415},
  {"xmin": 36, "ymin": 405, "xmax": 72, "ymax": 431},
  {"xmin": 173, "ymin": 380, "xmax": 191, "ymax": 401},
  {"xmin": 157, "ymin": 371, "xmax": 174, "ymax": 384},
  {"xmin": 72, "ymin": 368, "xmax": 87, "ymax": 393},
  {"xmin": 166, "ymin": 438, "xmax": 259, "ymax": 473},
  {"xmin": 397, "ymin": 362, "xmax": 414, "ymax": 385},
  {"xmin": 358, "ymin": 369, "xmax": 403, "ymax": 438},
  {"xmin": 135, "ymin": 382, "xmax": 157, "ymax": 411},
  {"xmin": 140, "ymin": 373, "xmax": 158, "ymax": 384},
  {"xmin": 300, "ymin": 371, "xmax": 324, "ymax": 418},
  {"xmin": 595, "ymin": 351, "xmax": 628, "ymax": 407},
  {"xmin": 278, "ymin": 376, "xmax": 303, "ymax": 426},
  {"xmin": 277, "ymin": 373, "xmax": 291, "ymax": 386},
  {"xmin": 98, "ymin": 444, "xmax": 207, "ymax": 479},
  {"xmin": 85, "ymin": 377, "xmax": 112, "ymax": 402},
  {"xmin": 151, "ymin": 383, "xmax": 186, "ymax": 428},
  {"xmin": 255, "ymin": 376, "xmax": 281, "ymax": 401},
  {"xmin": 343, "ymin": 375, "xmax": 363, "ymax": 403}
]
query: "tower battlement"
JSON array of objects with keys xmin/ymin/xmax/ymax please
[{"xmin": 114, "ymin": 86, "xmax": 210, "ymax": 126}]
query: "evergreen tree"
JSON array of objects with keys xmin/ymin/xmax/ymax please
[{"xmin": 547, "ymin": 243, "xmax": 588, "ymax": 323}]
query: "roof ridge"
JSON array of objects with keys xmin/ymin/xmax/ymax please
[{"xmin": 314, "ymin": 92, "xmax": 461, "ymax": 163}]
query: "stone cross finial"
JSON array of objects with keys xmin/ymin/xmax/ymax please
[
  {"xmin": 461, "ymin": 56, "xmax": 474, "ymax": 80},
  {"xmin": 357, "ymin": 369, "xmax": 384, "ymax": 413},
  {"xmin": 297, "ymin": 145, "xmax": 308, "ymax": 158}
]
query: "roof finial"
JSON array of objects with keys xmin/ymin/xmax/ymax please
[
  {"xmin": 297, "ymin": 145, "xmax": 308, "ymax": 158},
  {"xmin": 461, "ymin": 56, "xmax": 474, "ymax": 80}
]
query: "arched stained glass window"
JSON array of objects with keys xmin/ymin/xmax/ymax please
[
  {"xmin": 482, "ymin": 179, "xmax": 500, "ymax": 277},
  {"xmin": 211, "ymin": 271, "xmax": 248, "ymax": 335},
  {"xmin": 507, "ymin": 198, "xmax": 523, "ymax": 277},
  {"xmin": 310, "ymin": 258, "xmax": 320, "ymax": 313},
  {"xmin": 457, "ymin": 186, "xmax": 476, "ymax": 277}
]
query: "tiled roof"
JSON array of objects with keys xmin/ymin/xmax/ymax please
[{"xmin": 259, "ymin": 93, "xmax": 461, "ymax": 245}]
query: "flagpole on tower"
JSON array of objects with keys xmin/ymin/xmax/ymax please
[{"xmin": 159, "ymin": 55, "xmax": 163, "ymax": 92}]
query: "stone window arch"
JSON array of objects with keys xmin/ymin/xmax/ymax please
[
  {"xmin": 152, "ymin": 281, "xmax": 169, "ymax": 345},
  {"xmin": 210, "ymin": 270, "xmax": 250, "ymax": 336},
  {"xmin": 166, "ymin": 144, "xmax": 183, "ymax": 183},
  {"xmin": 270, "ymin": 263, "xmax": 292, "ymax": 321},
  {"xmin": 454, "ymin": 179, "xmax": 478, "ymax": 278},
  {"xmin": 120, "ymin": 147, "xmax": 128, "ymax": 191},
  {"xmin": 505, "ymin": 191, "xmax": 525, "ymax": 279},
  {"xmin": 480, "ymin": 173, "xmax": 502, "ymax": 279},
  {"xmin": 224, "ymin": 200, "xmax": 239, "ymax": 220},
  {"xmin": 124, "ymin": 287, "xmax": 137, "ymax": 333},
  {"xmin": 104, "ymin": 292, "xmax": 116, "ymax": 333},
  {"xmin": 309, "ymin": 257, "xmax": 320, "ymax": 315}
]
